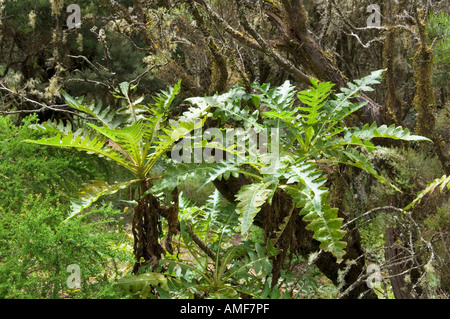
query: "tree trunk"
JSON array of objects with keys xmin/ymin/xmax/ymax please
[
  {"xmin": 412, "ymin": 10, "xmax": 450, "ymax": 175},
  {"xmin": 385, "ymin": 227, "xmax": 423, "ymax": 298},
  {"xmin": 269, "ymin": 0, "xmax": 387, "ymax": 125},
  {"xmin": 132, "ymin": 180, "xmax": 165, "ymax": 274}
]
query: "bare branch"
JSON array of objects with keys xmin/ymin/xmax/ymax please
[
  {"xmin": 343, "ymin": 31, "xmax": 384, "ymax": 49},
  {"xmin": 234, "ymin": 0, "xmax": 312, "ymax": 84},
  {"xmin": 130, "ymin": 63, "xmax": 168, "ymax": 85},
  {"xmin": 68, "ymin": 69, "xmax": 110, "ymax": 88},
  {"xmin": 0, "ymin": 82, "xmax": 94, "ymax": 120},
  {"xmin": 342, "ymin": 206, "xmax": 403, "ymax": 229},
  {"xmin": 67, "ymin": 55, "xmax": 115, "ymax": 89},
  {"xmin": 185, "ymin": 222, "xmax": 217, "ymax": 262},
  {"xmin": 191, "ymin": 0, "xmax": 262, "ymax": 51}
]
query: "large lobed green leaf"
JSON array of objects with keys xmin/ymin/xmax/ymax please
[
  {"xmin": 297, "ymin": 78, "xmax": 335, "ymax": 126},
  {"xmin": 284, "ymin": 162, "xmax": 347, "ymax": 261},
  {"xmin": 67, "ymin": 179, "xmax": 140, "ymax": 221},
  {"xmin": 24, "ymin": 131, "xmax": 135, "ymax": 173},
  {"xmin": 235, "ymin": 181, "xmax": 275, "ymax": 236},
  {"xmin": 61, "ymin": 90, "xmax": 124, "ymax": 129},
  {"xmin": 87, "ymin": 120, "xmax": 145, "ymax": 167},
  {"xmin": 348, "ymin": 122, "xmax": 432, "ymax": 143},
  {"xmin": 325, "ymin": 69, "xmax": 385, "ymax": 121},
  {"xmin": 251, "ymin": 80, "xmax": 297, "ymax": 112},
  {"xmin": 152, "ymin": 162, "xmax": 217, "ymax": 192}
]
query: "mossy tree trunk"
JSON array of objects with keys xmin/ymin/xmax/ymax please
[{"xmin": 412, "ymin": 9, "xmax": 450, "ymax": 175}]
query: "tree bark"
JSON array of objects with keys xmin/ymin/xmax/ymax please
[
  {"xmin": 132, "ymin": 180, "xmax": 166, "ymax": 274},
  {"xmin": 272, "ymin": 0, "xmax": 387, "ymax": 125},
  {"xmin": 195, "ymin": 0, "xmax": 388, "ymax": 124}
]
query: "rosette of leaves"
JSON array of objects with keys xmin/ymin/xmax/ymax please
[
  {"xmin": 156, "ymin": 70, "xmax": 431, "ymax": 262},
  {"xmin": 24, "ymin": 80, "xmax": 203, "ymax": 271}
]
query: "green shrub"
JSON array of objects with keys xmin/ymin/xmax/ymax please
[
  {"xmin": 0, "ymin": 114, "xmax": 118, "ymax": 212},
  {"xmin": 428, "ymin": 11, "xmax": 450, "ymax": 91},
  {"xmin": 0, "ymin": 195, "xmax": 133, "ymax": 298},
  {"xmin": 0, "ymin": 114, "xmax": 134, "ymax": 298}
]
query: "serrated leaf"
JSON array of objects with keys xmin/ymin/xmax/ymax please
[
  {"xmin": 67, "ymin": 179, "xmax": 140, "ymax": 222},
  {"xmin": 235, "ymin": 182, "xmax": 275, "ymax": 236},
  {"xmin": 115, "ymin": 272, "xmax": 169, "ymax": 296},
  {"xmin": 150, "ymin": 80, "xmax": 181, "ymax": 115},
  {"xmin": 199, "ymin": 162, "xmax": 241, "ymax": 189},
  {"xmin": 24, "ymin": 132, "xmax": 135, "ymax": 173},
  {"xmin": 252, "ymin": 80, "xmax": 297, "ymax": 112},
  {"xmin": 404, "ymin": 175, "xmax": 450, "ymax": 211},
  {"xmin": 152, "ymin": 162, "xmax": 216, "ymax": 192},
  {"xmin": 284, "ymin": 162, "xmax": 347, "ymax": 261},
  {"xmin": 348, "ymin": 122, "xmax": 432, "ymax": 143},
  {"xmin": 62, "ymin": 90, "xmax": 123, "ymax": 129},
  {"xmin": 204, "ymin": 188, "xmax": 222, "ymax": 224},
  {"xmin": 297, "ymin": 79, "xmax": 335, "ymax": 125},
  {"xmin": 262, "ymin": 110, "xmax": 297, "ymax": 124},
  {"xmin": 339, "ymin": 148, "xmax": 402, "ymax": 192},
  {"xmin": 326, "ymin": 69, "xmax": 385, "ymax": 120},
  {"xmin": 87, "ymin": 120, "xmax": 145, "ymax": 166}
]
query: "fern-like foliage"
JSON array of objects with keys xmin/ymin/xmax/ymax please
[
  {"xmin": 235, "ymin": 181, "xmax": 275, "ymax": 236},
  {"xmin": 186, "ymin": 85, "xmax": 262, "ymax": 131},
  {"xmin": 62, "ymin": 90, "xmax": 124, "ymax": 129},
  {"xmin": 26, "ymin": 128, "xmax": 135, "ymax": 173},
  {"xmin": 68, "ymin": 179, "xmax": 140, "ymax": 222},
  {"xmin": 284, "ymin": 162, "xmax": 347, "ymax": 261},
  {"xmin": 185, "ymin": 69, "xmax": 431, "ymax": 261},
  {"xmin": 25, "ymin": 81, "xmax": 203, "ymax": 218},
  {"xmin": 404, "ymin": 175, "xmax": 450, "ymax": 211},
  {"xmin": 152, "ymin": 162, "xmax": 217, "ymax": 193},
  {"xmin": 251, "ymin": 80, "xmax": 297, "ymax": 112},
  {"xmin": 199, "ymin": 162, "xmax": 241, "ymax": 189},
  {"xmin": 296, "ymin": 78, "xmax": 335, "ymax": 126}
]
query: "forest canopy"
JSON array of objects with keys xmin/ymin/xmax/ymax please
[{"xmin": 0, "ymin": 0, "xmax": 449, "ymax": 300}]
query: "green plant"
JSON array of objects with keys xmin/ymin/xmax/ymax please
[
  {"xmin": 404, "ymin": 174, "xmax": 450, "ymax": 211},
  {"xmin": 115, "ymin": 189, "xmax": 284, "ymax": 299},
  {"xmin": 0, "ymin": 114, "xmax": 115, "ymax": 212},
  {"xmin": 164, "ymin": 239, "xmax": 279, "ymax": 299},
  {"xmin": 0, "ymin": 195, "xmax": 133, "ymax": 299},
  {"xmin": 24, "ymin": 80, "xmax": 202, "ymax": 272},
  {"xmin": 177, "ymin": 189, "xmax": 239, "ymax": 248},
  {"xmin": 157, "ymin": 70, "xmax": 431, "ymax": 262},
  {"xmin": 428, "ymin": 11, "xmax": 450, "ymax": 91}
]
